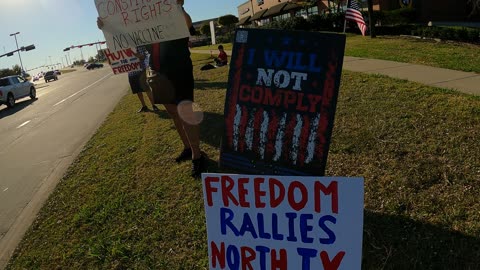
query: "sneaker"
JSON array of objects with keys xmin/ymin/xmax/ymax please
[
  {"xmin": 191, "ymin": 155, "xmax": 206, "ymax": 178},
  {"xmin": 152, "ymin": 105, "xmax": 160, "ymax": 112},
  {"xmin": 137, "ymin": 106, "xmax": 149, "ymax": 113},
  {"xmin": 175, "ymin": 148, "xmax": 192, "ymax": 163}
]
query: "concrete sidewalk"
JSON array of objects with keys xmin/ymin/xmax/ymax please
[{"xmin": 191, "ymin": 49, "xmax": 480, "ymax": 96}]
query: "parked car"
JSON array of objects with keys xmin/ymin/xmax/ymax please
[
  {"xmin": 86, "ymin": 63, "xmax": 104, "ymax": 70},
  {"xmin": 32, "ymin": 76, "xmax": 39, "ymax": 82},
  {"xmin": 0, "ymin": 75, "xmax": 36, "ymax": 108},
  {"xmin": 44, "ymin": 71, "xmax": 58, "ymax": 83}
]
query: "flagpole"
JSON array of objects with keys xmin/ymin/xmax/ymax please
[{"xmin": 343, "ymin": 0, "xmax": 350, "ymax": 33}]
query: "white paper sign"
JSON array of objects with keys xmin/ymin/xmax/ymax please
[
  {"xmin": 94, "ymin": 0, "xmax": 189, "ymax": 51},
  {"xmin": 202, "ymin": 174, "xmax": 364, "ymax": 270}
]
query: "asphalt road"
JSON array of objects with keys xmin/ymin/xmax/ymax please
[{"xmin": 0, "ymin": 67, "xmax": 128, "ymax": 268}]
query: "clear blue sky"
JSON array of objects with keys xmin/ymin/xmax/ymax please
[{"xmin": 0, "ymin": 0, "xmax": 245, "ymax": 73}]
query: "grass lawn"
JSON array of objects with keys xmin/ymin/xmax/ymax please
[
  {"xmin": 7, "ymin": 54, "xmax": 480, "ymax": 270},
  {"xmin": 193, "ymin": 34, "xmax": 480, "ymax": 73}
]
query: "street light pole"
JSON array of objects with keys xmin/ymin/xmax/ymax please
[{"xmin": 10, "ymin": 32, "xmax": 25, "ymax": 73}]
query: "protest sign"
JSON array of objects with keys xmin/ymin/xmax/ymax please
[
  {"xmin": 202, "ymin": 174, "xmax": 364, "ymax": 270},
  {"xmin": 102, "ymin": 48, "xmax": 142, "ymax": 75},
  {"xmin": 220, "ymin": 29, "xmax": 346, "ymax": 176},
  {"xmin": 94, "ymin": 0, "xmax": 189, "ymax": 51}
]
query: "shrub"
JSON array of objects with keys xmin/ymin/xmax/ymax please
[{"xmin": 382, "ymin": 8, "xmax": 417, "ymax": 25}]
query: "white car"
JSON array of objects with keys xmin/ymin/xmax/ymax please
[{"xmin": 0, "ymin": 75, "xmax": 36, "ymax": 108}]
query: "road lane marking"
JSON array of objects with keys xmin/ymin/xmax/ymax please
[
  {"xmin": 3, "ymin": 188, "xmax": 8, "ymax": 192},
  {"xmin": 16, "ymin": 120, "xmax": 31, "ymax": 129},
  {"xmin": 53, "ymin": 73, "xmax": 112, "ymax": 107}
]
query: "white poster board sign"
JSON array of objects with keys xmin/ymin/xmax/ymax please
[
  {"xmin": 202, "ymin": 174, "xmax": 364, "ymax": 270},
  {"xmin": 102, "ymin": 48, "xmax": 142, "ymax": 75},
  {"xmin": 94, "ymin": 0, "xmax": 189, "ymax": 51}
]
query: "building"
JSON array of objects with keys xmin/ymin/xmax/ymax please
[{"xmin": 238, "ymin": 0, "xmax": 479, "ymax": 26}]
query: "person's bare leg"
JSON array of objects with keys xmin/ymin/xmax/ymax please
[
  {"xmin": 164, "ymin": 104, "xmax": 190, "ymax": 149},
  {"xmin": 146, "ymin": 90, "xmax": 157, "ymax": 108},
  {"xmin": 177, "ymin": 101, "xmax": 201, "ymax": 160},
  {"xmin": 137, "ymin": 93, "xmax": 146, "ymax": 107}
]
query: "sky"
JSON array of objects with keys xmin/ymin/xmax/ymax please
[{"xmin": 0, "ymin": 0, "xmax": 246, "ymax": 74}]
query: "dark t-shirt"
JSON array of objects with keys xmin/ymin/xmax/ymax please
[{"xmin": 147, "ymin": 37, "xmax": 191, "ymax": 73}]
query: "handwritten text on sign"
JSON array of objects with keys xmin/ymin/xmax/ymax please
[
  {"xmin": 202, "ymin": 174, "xmax": 364, "ymax": 270},
  {"xmin": 94, "ymin": 0, "xmax": 189, "ymax": 51},
  {"xmin": 103, "ymin": 48, "xmax": 142, "ymax": 75}
]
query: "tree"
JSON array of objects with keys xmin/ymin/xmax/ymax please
[
  {"xmin": 12, "ymin": 64, "xmax": 21, "ymax": 75},
  {"xmin": 218, "ymin": 14, "xmax": 239, "ymax": 31},
  {"xmin": 200, "ymin": 23, "xmax": 211, "ymax": 36}
]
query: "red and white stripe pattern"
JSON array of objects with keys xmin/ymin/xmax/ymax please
[
  {"xmin": 231, "ymin": 106, "xmax": 322, "ymax": 165},
  {"xmin": 346, "ymin": 0, "xmax": 367, "ymax": 36}
]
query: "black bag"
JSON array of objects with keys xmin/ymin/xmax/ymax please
[{"xmin": 200, "ymin": 63, "xmax": 216, "ymax": 71}]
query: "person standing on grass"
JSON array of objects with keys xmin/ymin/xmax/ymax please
[
  {"xmin": 97, "ymin": 0, "xmax": 205, "ymax": 177},
  {"xmin": 130, "ymin": 46, "xmax": 159, "ymax": 113},
  {"xmin": 146, "ymin": 1, "xmax": 205, "ymax": 177}
]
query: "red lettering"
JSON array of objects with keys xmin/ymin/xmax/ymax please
[
  {"xmin": 287, "ymin": 181, "xmax": 308, "ymax": 211},
  {"xmin": 307, "ymin": 94, "xmax": 322, "ymax": 113},
  {"xmin": 315, "ymin": 181, "xmax": 338, "ymax": 213},
  {"xmin": 104, "ymin": 49, "xmax": 121, "ymax": 62},
  {"xmin": 296, "ymin": 92, "xmax": 309, "ymax": 112},
  {"xmin": 263, "ymin": 88, "xmax": 282, "ymax": 106},
  {"xmin": 221, "ymin": 175, "xmax": 239, "ymax": 207},
  {"xmin": 283, "ymin": 91, "xmax": 297, "ymax": 109},
  {"xmin": 241, "ymin": 246, "xmax": 256, "ymax": 270},
  {"xmin": 204, "ymin": 177, "xmax": 219, "ymax": 206},
  {"xmin": 124, "ymin": 48, "xmax": 135, "ymax": 58},
  {"xmin": 269, "ymin": 178, "xmax": 285, "ymax": 208},
  {"xmin": 121, "ymin": 11, "xmax": 130, "ymax": 27},
  {"xmin": 320, "ymin": 251, "xmax": 345, "ymax": 270},
  {"xmin": 239, "ymin": 85, "xmax": 251, "ymax": 102},
  {"xmin": 238, "ymin": 178, "xmax": 250, "ymax": 207},
  {"xmin": 254, "ymin": 178, "xmax": 266, "ymax": 208},
  {"xmin": 210, "ymin": 241, "xmax": 226, "ymax": 268},
  {"xmin": 251, "ymin": 86, "xmax": 263, "ymax": 103},
  {"xmin": 271, "ymin": 249, "xmax": 288, "ymax": 270}
]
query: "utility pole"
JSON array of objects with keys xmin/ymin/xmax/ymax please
[
  {"xmin": 367, "ymin": 0, "xmax": 376, "ymax": 38},
  {"xmin": 10, "ymin": 32, "xmax": 25, "ymax": 73}
]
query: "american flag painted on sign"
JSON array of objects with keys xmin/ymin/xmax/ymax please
[
  {"xmin": 229, "ymin": 107, "xmax": 322, "ymax": 166},
  {"xmin": 220, "ymin": 29, "xmax": 346, "ymax": 176},
  {"xmin": 346, "ymin": 0, "xmax": 367, "ymax": 36}
]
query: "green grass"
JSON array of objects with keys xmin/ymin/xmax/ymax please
[
  {"xmin": 7, "ymin": 54, "xmax": 480, "ymax": 270},
  {"xmin": 345, "ymin": 35, "xmax": 480, "ymax": 73},
  {"xmin": 193, "ymin": 35, "xmax": 480, "ymax": 73}
]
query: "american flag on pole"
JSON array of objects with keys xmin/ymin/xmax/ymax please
[{"xmin": 345, "ymin": 0, "xmax": 367, "ymax": 36}]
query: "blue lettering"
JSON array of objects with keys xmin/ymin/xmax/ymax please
[
  {"xmin": 286, "ymin": 212, "xmax": 298, "ymax": 242},
  {"xmin": 272, "ymin": 213, "xmax": 284, "ymax": 240},
  {"xmin": 239, "ymin": 213, "xmax": 258, "ymax": 239},
  {"xmin": 309, "ymin": 53, "xmax": 322, "ymax": 73},
  {"xmin": 256, "ymin": 246, "xmax": 270, "ymax": 270},
  {"xmin": 257, "ymin": 213, "xmax": 271, "ymax": 239},
  {"xmin": 297, "ymin": 248, "xmax": 317, "ymax": 270},
  {"xmin": 300, "ymin": 214, "xmax": 314, "ymax": 243},
  {"xmin": 264, "ymin": 50, "xmax": 288, "ymax": 68},
  {"xmin": 319, "ymin": 215, "xmax": 337, "ymax": 244},
  {"xmin": 247, "ymin": 48, "xmax": 256, "ymax": 65},
  {"xmin": 227, "ymin": 245, "xmax": 240, "ymax": 270},
  {"xmin": 220, "ymin": 208, "xmax": 240, "ymax": 236}
]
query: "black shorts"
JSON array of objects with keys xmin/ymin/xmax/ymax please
[
  {"xmin": 163, "ymin": 65, "xmax": 194, "ymax": 104},
  {"xmin": 128, "ymin": 72, "xmax": 147, "ymax": 94}
]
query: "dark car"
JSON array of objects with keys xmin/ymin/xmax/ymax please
[
  {"xmin": 86, "ymin": 63, "xmax": 104, "ymax": 70},
  {"xmin": 44, "ymin": 71, "xmax": 58, "ymax": 83}
]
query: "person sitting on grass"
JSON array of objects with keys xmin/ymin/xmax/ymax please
[{"xmin": 213, "ymin": 45, "xmax": 228, "ymax": 67}]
